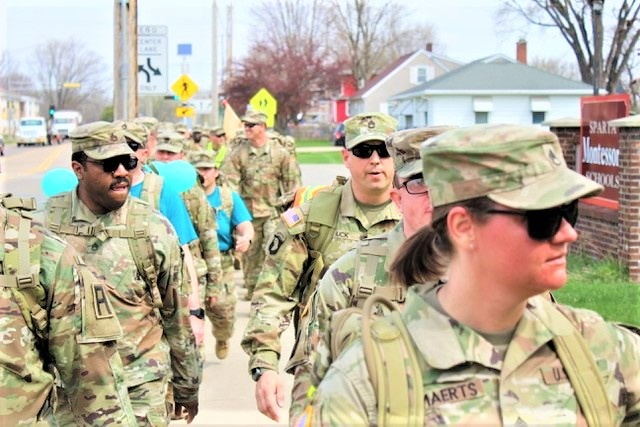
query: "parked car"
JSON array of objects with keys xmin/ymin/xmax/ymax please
[
  {"xmin": 332, "ymin": 122, "xmax": 345, "ymax": 147},
  {"xmin": 0, "ymin": 135, "xmax": 4, "ymax": 156},
  {"xmin": 16, "ymin": 117, "xmax": 48, "ymax": 147}
]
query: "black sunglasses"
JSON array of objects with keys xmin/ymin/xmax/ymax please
[
  {"xmin": 127, "ymin": 141, "xmax": 142, "ymax": 152},
  {"xmin": 86, "ymin": 155, "xmax": 138, "ymax": 173},
  {"xmin": 350, "ymin": 143, "xmax": 390, "ymax": 159},
  {"xmin": 243, "ymin": 123, "xmax": 258, "ymax": 129},
  {"xmin": 487, "ymin": 200, "xmax": 579, "ymax": 241}
]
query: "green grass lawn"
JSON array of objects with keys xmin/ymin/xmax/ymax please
[{"xmin": 555, "ymin": 253, "xmax": 640, "ymax": 326}]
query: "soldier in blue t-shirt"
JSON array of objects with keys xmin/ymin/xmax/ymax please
[{"xmin": 190, "ymin": 150, "xmax": 254, "ymax": 360}]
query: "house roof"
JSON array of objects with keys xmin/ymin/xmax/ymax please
[
  {"xmin": 391, "ymin": 54, "xmax": 593, "ymax": 99},
  {"xmin": 351, "ymin": 49, "xmax": 463, "ymax": 99}
]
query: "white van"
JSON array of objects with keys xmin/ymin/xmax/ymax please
[
  {"xmin": 52, "ymin": 110, "xmax": 83, "ymax": 141},
  {"xmin": 17, "ymin": 116, "xmax": 49, "ymax": 147}
]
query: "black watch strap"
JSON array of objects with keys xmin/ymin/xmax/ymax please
[
  {"xmin": 189, "ymin": 308, "xmax": 205, "ymax": 319},
  {"xmin": 251, "ymin": 367, "xmax": 264, "ymax": 382}
]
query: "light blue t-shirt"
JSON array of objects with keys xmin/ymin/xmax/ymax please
[
  {"xmin": 206, "ymin": 186, "xmax": 252, "ymax": 252},
  {"xmin": 130, "ymin": 176, "xmax": 198, "ymax": 246}
]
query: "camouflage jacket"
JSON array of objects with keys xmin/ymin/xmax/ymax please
[
  {"xmin": 0, "ymin": 197, "xmax": 137, "ymax": 426},
  {"xmin": 221, "ymin": 138, "xmax": 301, "ymax": 218},
  {"xmin": 306, "ymin": 286, "xmax": 640, "ymax": 425},
  {"xmin": 41, "ymin": 191, "xmax": 201, "ymax": 403},
  {"xmin": 181, "ymin": 184, "xmax": 223, "ymax": 298},
  {"xmin": 240, "ymin": 180, "xmax": 401, "ymax": 373}
]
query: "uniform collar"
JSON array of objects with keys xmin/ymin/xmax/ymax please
[{"xmin": 340, "ymin": 180, "xmax": 402, "ymax": 226}]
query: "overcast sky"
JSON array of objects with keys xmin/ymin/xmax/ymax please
[{"xmin": 3, "ymin": 0, "xmax": 573, "ymax": 93}]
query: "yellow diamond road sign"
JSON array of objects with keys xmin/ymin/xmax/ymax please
[
  {"xmin": 249, "ymin": 88, "xmax": 277, "ymax": 128},
  {"xmin": 176, "ymin": 106, "xmax": 195, "ymax": 118},
  {"xmin": 171, "ymin": 74, "xmax": 198, "ymax": 102}
]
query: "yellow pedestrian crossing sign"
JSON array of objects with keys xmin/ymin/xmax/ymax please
[
  {"xmin": 171, "ymin": 74, "xmax": 198, "ymax": 102},
  {"xmin": 176, "ymin": 105, "xmax": 195, "ymax": 117},
  {"xmin": 249, "ymin": 88, "xmax": 277, "ymax": 128}
]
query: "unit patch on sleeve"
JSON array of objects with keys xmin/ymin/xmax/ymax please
[{"xmin": 268, "ymin": 231, "xmax": 287, "ymax": 255}]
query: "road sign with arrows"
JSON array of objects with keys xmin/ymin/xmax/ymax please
[
  {"xmin": 249, "ymin": 88, "xmax": 278, "ymax": 128},
  {"xmin": 137, "ymin": 25, "xmax": 168, "ymax": 95},
  {"xmin": 176, "ymin": 105, "xmax": 195, "ymax": 117}
]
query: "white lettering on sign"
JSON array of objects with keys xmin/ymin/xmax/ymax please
[
  {"xmin": 585, "ymin": 171, "xmax": 620, "ymax": 189},
  {"xmin": 582, "ymin": 137, "xmax": 619, "ymax": 167},
  {"xmin": 589, "ymin": 120, "xmax": 618, "ymax": 135}
]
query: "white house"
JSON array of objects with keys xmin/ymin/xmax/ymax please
[{"xmin": 387, "ymin": 53, "xmax": 593, "ymax": 129}]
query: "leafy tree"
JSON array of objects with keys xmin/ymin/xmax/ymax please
[
  {"xmin": 222, "ymin": 0, "xmax": 345, "ymax": 130},
  {"xmin": 497, "ymin": 0, "xmax": 640, "ymax": 94},
  {"xmin": 28, "ymin": 38, "xmax": 110, "ymax": 119}
]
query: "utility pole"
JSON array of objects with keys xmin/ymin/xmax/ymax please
[
  {"xmin": 591, "ymin": 0, "xmax": 604, "ymax": 95},
  {"xmin": 226, "ymin": 2, "xmax": 233, "ymax": 79},
  {"xmin": 114, "ymin": 0, "xmax": 138, "ymax": 120},
  {"xmin": 212, "ymin": 0, "xmax": 219, "ymax": 126}
]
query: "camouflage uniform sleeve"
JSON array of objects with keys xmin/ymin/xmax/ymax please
[
  {"xmin": 279, "ymin": 148, "xmax": 301, "ymax": 193},
  {"xmin": 154, "ymin": 218, "xmax": 201, "ymax": 403},
  {"xmin": 302, "ymin": 339, "xmax": 375, "ymax": 426},
  {"xmin": 289, "ymin": 253, "xmax": 357, "ymax": 420},
  {"xmin": 44, "ymin": 233, "xmax": 138, "ymax": 426},
  {"xmin": 220, "ymin": 148, "xmax": 241, "ymax": 192},
  {"xmin": 240, "ymin": 218, "xmax": 308, "ymax": 373}
]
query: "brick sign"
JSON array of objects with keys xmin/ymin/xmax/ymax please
[{"xmin": 580, "ymin": 94, "xmax": 630, "ymax": 210}]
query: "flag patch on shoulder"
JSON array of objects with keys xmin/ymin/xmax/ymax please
[{"xmin": 282, "ymin": 207, "xmax": 303, "ymax": 227}]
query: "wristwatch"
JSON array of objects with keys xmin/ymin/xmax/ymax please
[
  {"xmin": 251, "ymin": 367, "xmax": 264, "ymax": 382},
  {"xmin": 189, "ymin": 308, "xmax": 205, "ymax": 319}
]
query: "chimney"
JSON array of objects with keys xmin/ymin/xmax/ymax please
[
  {"xmin": 516, "ymin": 39, "xmax": 527, "ymax": 64},
  {"xmin": 426, "ymin": 42, "xmax": 433, "ymax": 52}
]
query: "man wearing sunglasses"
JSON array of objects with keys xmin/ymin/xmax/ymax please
[
  {"xmin": 241, "ymin": 112, "xmax": 402, "ymax": 422},
  {"xmin": 40, "ymin": 121, "xmax": 201, "ymax": 424},
  {"xmin": 289, "ymin": 125, "xmax": 455, "ymax": 421},
  {"xmin": 221, "ymin": 110, "xmax": 302, "ymax": 301},
  {"xmin": 115, "ymin": 120, "xmax": 207, "ymax": 348}
]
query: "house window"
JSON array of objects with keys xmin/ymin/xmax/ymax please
[
  {"xmin": 532, "ymin": 111, "xmax": 546, "ymax": 124},
  {"xmin": 404, "ymin": 115, "xmax": 414, "ymax": 129},
  {"xmin": 423, "ymin": 111, "xmax": 429, "ymax": 126},
  {"xmin": 410, "ymin": 66, "xmax": 433, "ymax": 84},
  {"xmin": 475, "ymin": 112, "xmax": 489, "ymax": 124}
]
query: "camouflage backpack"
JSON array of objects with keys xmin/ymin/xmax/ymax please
[
  {"xmin": 44, "ymin": 193, "xmax": 163, "ymax": 309},
  {"xmin": 328, "ymin": 294, "xmax": 614, "ymax": 427},
  {"xmin": 139, "ymin": 167, "xmax": 164, "ymax": 209},
  {"xmin": 0, "ymin": 195, "xmax": 48, "ymax": 339},
  {"xmin": 215, "ymin": 185, "xmax": 234, "ymax": 219}
]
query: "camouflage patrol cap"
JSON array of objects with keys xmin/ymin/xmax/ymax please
[
  {"xmin": 241, "ymin": 111, "xmax": 267, "ymax": 125},
  {"xmin": 192, "ymin": 125, "xmax": 203, "ymax": 134},
  {"xmin": 344, "ymin": 112, "xmax": 398, "ymax": 149},
  {"xmin": 385, "ymin": 126, "xmax": 456, "ymax": 178},
  {"xmin": 188, "ymin": 151, "xmax": 216, "ymax": 168},
  {"xmin": 210, "ymin": 126, "xmax": 225, "ymax": 137},
  {"xmin": 71, "ymin": 121, "xmax": 133, "ymax": 160},
  {"xmin": 175, "ymin": 123, "xmax": 188, "ymax": 134},
  {"xmin": 113, "ymin": 120, "xmax": 149, "ymax": 147},
  {"xmin": 420, "ymin": 124, "xmax": 604, "ymax": 210},
  {"xmin": 156, "ymin": 131, "xmax": 185, "ymax": 153},
  {"xmin": 134, "ymin": 116, "xmax": 159, "ymax": 133}
]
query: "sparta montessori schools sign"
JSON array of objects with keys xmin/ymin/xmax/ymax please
[{"xmin": 580, "ymin": 94, "xmax": 630, "ymax": 210}]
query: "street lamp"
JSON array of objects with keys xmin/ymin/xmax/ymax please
[{"xmin": 591, "ymin": 0, "xmax": 604, "ymax": 95}]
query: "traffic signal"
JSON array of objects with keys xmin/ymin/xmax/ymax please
[
  {"xmin": 164, "ymin": 95, "xmax": 179, "ymax": 100},
  {"xmin": 48, "ymin": 105, "xmax": 56, "ymax": 118}
]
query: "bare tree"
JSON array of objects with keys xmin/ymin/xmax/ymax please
[
  {"xmin": 0, "ymin": 50, "xmax": 32, "ymax": 96},
  {"xmin": 28, "ymin": 38, "xmax": 109, "ymax": 114},
  {"xmin": 530, "ymin": 57, "xmax": 581, "ymax": 79},
  {"xmin": 497, "ymin": 0, "xmax": 640, "ymax": 94},
  {"xmin": 325, "ymin": 0, "xmax": 438, "ymax": 87}
]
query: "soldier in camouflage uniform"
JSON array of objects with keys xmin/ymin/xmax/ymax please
[
  {"xmin": 133, "ymin": 116, "xmax": 160, "ymax": 160},
  {"xmin": 189, "ymin": 151, "xmax": 254, "ymax": 360},
  {"xmin": 40, "ymin": 122, "xmax": 201, "ymax": 425},
  {"xmin": 221, "ymin": 111, "xmax": 301, "ymax": 300},
  {"xmin": 0, "ymin": 195, "xmax": 138, "ymax": 426},
  {"xmin": 184, "ymin": 125, "xmax": 208, "ymax": 154},
  {"xmin": 154, "ymin": 133, "xmax": 223, "ymax": 354},
  {"xmin": 304, "ymin": 124, "xmax": 640, "ymax": 425},
  {"xmin": 288, "ymin": 126, "xmax": 455, "ymax": 421},
  {"xmin": 207, "ymin": 126, "xmax": 229, "ymax": 168},
  {"xmin": 241, "ymin": 112, "xmax": 402, "ymax": 422}
]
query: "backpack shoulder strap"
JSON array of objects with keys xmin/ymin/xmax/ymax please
[
  {"xmin": 543, "ymin": 299, "xmax": 615, "ymax": 426},
  {"xmin": 140, "ymin": 172, "xmax": 164, "ymax": 209},
  {"xmin": 362, "ymin": 294, "xmax": 423, "ymax": 427},
  {"xmin": 305, "ymin": 185, "xmax": 343, "ymax": 255},
  {"xmin": 219, "ymin": 186, "xmax": 234, "ymax": 218}
]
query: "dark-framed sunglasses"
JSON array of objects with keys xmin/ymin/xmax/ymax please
[
  {"xmin": 350, "ymin": 143, "xmax": 390, "ymax": 159},
  {"xmin": 127, "ymin": 141, "xmax": 143, "ymax": 152},
  {"xmin": 85, "ymin": 155, "xmax": 138, "ymax": 173},
  {"xmin": 486, "ymin": 200, "xmax": 579, "ymax": 241},
  {"xmin": 243, "ymin": 122, "xmax": 258, "ymax": 129},
  {"xmin": 398, "ymin": 177, "xmax": 429, "ymax": 195}
]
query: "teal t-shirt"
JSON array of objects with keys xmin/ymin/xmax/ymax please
[{"xmin": 206, "ymin": 186, "xmax": 252, "ymax": 251}]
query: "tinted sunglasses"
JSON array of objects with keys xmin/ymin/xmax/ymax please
[
  {"xmin": 86, "ymin": 155, "xmax": 138, "ymax": 173},
  {"xmin": 487, "ymin": 200, "xmax": 579, "ymax": 241},
  {"xmin": 350, "ymin": 143, "xmax": 390, "ymax": 159},
  {"xmin": 243, "ymin": 123, "xmax": 258, "ymax": 129},
  {"xmin": 127, "ymin": 141, "xmax": 142, "ymax": 151}
]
